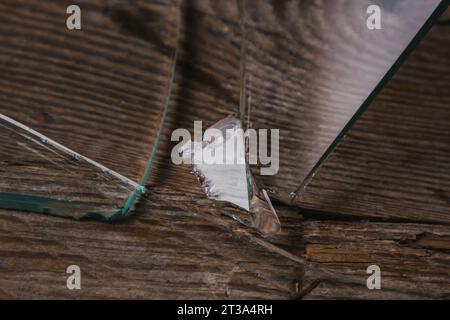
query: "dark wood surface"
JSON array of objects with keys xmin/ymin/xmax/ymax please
[{"xmin": 0, "ymin": 1, "xmax": 449, "ymax": 299}]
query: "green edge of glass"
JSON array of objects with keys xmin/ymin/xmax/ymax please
[
  {"xmin": 290, "ymin": 0, "xmax": 450, "ymax": 203},
  {"xmin": 119, "ymin": 47, "xmax": 179, "ymax": 220},
  {"xmin": 0, "ymin": 5, "xmax": 180, "ymax": 222},
  {"xmin": 0, "ymin": 47, "xmax": 177, "ymax": 222}
]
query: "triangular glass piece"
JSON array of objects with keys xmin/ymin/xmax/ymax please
[
  {"xmin": 0, "ymin": 114, "xmax": 138, "ymax": 219},
  {"xmin": 240, "ymin": 0, "xmax": 447, "ymax": 203},
  {"xmin": 0, "ymin": 1, "xmax": 180, "ymax": 219},
  {"xmin": 179, "ymin": 116, "xmax": 281, "ymax": 235}
]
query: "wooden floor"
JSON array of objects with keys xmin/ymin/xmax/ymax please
[{"xmin": 0, "ymin": 1, "xmax": 449, "ymax": 299}]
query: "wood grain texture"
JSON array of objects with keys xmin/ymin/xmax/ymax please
[
  {"xmin": 1, "ymin": 189, "xmax": 450, "ymax": 299},
  {"xmin": 0, "ymin": 0, "xmax": 449, "ymax": 299},
  {"xmin": 0, "ymin": 191, "xmax": 305, "ymax": 300},
  {"xmin": 0, "ymin": 0, "xmax": 179, "ymax": 216},
  {"xmin": 298, "ymin": 13, "xmax": 450, "ymax": 224},
  {"xmin": 0, "ymin": 118, "xmax": 136, "ymax": 218},
  {"xmin": 301, "ymin": 221, "xmax": 450, "ymax": 299},
  {"xmin": 0, "ymin": 0, "xmax": 178, "ymax": 183},
  {"xmin": 242, "ymin": 0, "xmax": 442, "ymax": 201}
]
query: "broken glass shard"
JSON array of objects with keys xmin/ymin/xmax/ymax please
[
  {"xmin": 180, "ymin": 116, "xmax": 281, "ymax": 235},
  {"xmin": 240, "ymin": 0, "xmax": 446, "ymax": 204},
  {"xmin": 0, "ymin": 0, "xmax": 180, "ymax": 219}
]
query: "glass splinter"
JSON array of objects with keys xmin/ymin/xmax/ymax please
[{"xmin": 180, "ymin": 116, "xmax": 281, "ymax": 235}]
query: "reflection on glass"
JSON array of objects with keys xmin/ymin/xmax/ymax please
[
  {"xmin": 0, "ymin": 0, "xmax": 179, "ymax": 219},
  {"xmin": 241, "ymin": 0, "xmax": 444, "ymax": 203},
  {"xmin": 179, "ymin": 116, "xmax": 281, "ymax": 235}
]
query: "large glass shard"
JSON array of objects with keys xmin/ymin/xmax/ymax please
[
  {"xmin": 0, "ymin": 114, "xmax": 138, "ymax": 219},
  {"xmin": 0, "ymin": 0, "xmax": 180, "ymax": 219},
  {"xmin": 240, "ymin": 0, "xmax": 446, "ymax": 203}
]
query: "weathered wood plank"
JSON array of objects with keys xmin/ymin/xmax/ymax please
[
  {"xmin": 0, "ymin": 190, "xmax": 304, "ymax": 299},
  {"xmin": 0, "ymin": 0, "xmax": 449, "ymax": 300},
  {"xmin": 300, "ymin": 220, "xmax": 450, "ymax": 299},
  {"xmin": 2, "ymin": 188, "xmax": 450, "ymax": 299}
]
